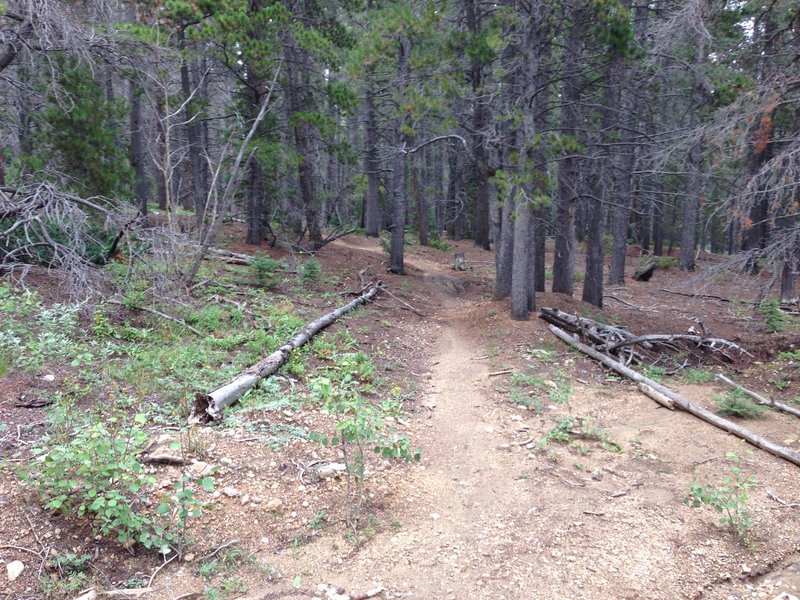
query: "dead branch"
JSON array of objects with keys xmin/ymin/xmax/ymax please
[
  {"xmin": 0, "ymin": 182, "xmax": 135, "ymax": 294},
  {"xmin": 106, "ymin": 300, "xmax": 202, "ymax": 336},
  {"xmin": 190, "ymin": 285, "xmax": 382, "ymax": 423},
  {"xmin": 539, "ymin": 307, "xmax": 749, "ymax": 367},
  {"xmin": 488, "ymin": 369, "xmax": 513, "ymax": 377},
  {"xmin": 716, "ymin": 374, "xmax": 800, "ymax": 419},
  {"xmin": 548, "ymin": 324, "xmax": 800, "ymax": 469},
  {"xmin": 637, "ymin": 383, "xmax": 675, "ymax": 410},
  {"xmin": 379, "ymin": 286, "xmax": 425, "ymax": 316},
  {"xmin": 607, "ymin": 333, "xmax": 751, "ymax": 357},
  {"xmin": 767, "ymin": 490, "xmax": 799, "ymax": 508},
  {"xmin": 660, "ymin": 288, "xmax": 741, "ymax": 304}
]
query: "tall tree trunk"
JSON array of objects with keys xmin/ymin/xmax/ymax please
[
  {"xmin": 389, "ymin": 36, "xmax": 412, "ymax": 274},
  {"xmin": 464, "ymin": 0, "xmax": 491, "ymax": 250},
  {"xmin": 495, "ymin": 191, "xmax": 515, "ymax": 299},
  {"xmin": 177, "ymin": 26, "xmax": 208, "ymax": 224},
  {"xmin": 247, "ymin": 159, "xmax": 265, "ymax": 245},
  {"xmin": 446, "ymin": 140, "xmax": 465, "ymax": 240},
  {"xmin": 129, "ymin": 80, "xmax": 149, "ymax": 220},
  {"xmin": 284, "ymin": 35, "xmax": 322, "ymax": 248},
  {"xmin": 608, "ymin": 64, "xmax": 635, "ymax": 285},
  {"xmin": 679, "ymin": 33, "xmax": 707, "ymax": 271},
  {"xmin": 511, "ymin": 201, "xmax": 531, "ymax": 320},
  {"xmin": 552, "ymin": 0, "xmax": 584, "ymax": 295},
  {"xmin": 582, "ymin": 158, "xmax": 604, "ymax": 308},
  {"xmin": 781, "ymin": 259, "xmax": 796, "ymax": 302},
  {"xmin": 363, "ymin": 84, "xmax": 380, "ymax": 237}
]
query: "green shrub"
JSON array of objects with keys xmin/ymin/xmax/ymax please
[
  {"xmin": 427, "ymin": 233, "xmax": 450, "ymax": 252},
  {"xmin": 715, "ymin": 389, "xmax": 766, "ymax": 419},
  {"xmin": 24, "ymin": 414, "xmax": 210, "ymax": 553},
  {"xmin": 682, "ymin": 368, "xmax": 713, "ymax": 383},
  {"xmin": 299, "ymin": 258, "xmax": 322, "ymax": 283},
  {"xmin": 685, "ymin": 451, "xmax": 756, "ymax": 538},
  {"xmin": 757, "ymin": 298, "xmax": 787, "ymax": 333},
  {"xmin": 251, "ymin": 256, "xmax": 283, "ymax": 288}
]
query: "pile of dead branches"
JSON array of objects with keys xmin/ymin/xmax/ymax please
[
  {"xmin": 538, "ymin": 307, "xmax": 751, "ymax": 369},
  {"xmin": 0, "ymin": 182, "xmax": 136, "ymax": 292}
]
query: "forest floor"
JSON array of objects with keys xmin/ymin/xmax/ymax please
[{"xmin": 3, "ymin": 232, "xmax": 800, "ymax": 600}]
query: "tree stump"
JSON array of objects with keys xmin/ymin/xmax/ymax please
[
  {"xmin": 453, "ymin": 252, "xmax": 466, "ymax": 271},
  {"xmin": 632, "ymin": 261, "xmax": 656, "ymax": 282}
]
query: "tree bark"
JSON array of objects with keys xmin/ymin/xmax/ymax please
[
  {"xmin": 511, "ymin": 201, "xmax": 531, "ymax": 320},
  {"xmin": 363, "ymin": 85, "xmax": 381, "ymax": 237},
  {"xmin": 389, "ymin": 36, "xmax": 412, "ymax": 274},
  {"xmin": 177, "ymin": 26, "xmax": 209, "ymax": 224},
  {"xmin": 129, "ymin": 80, "xmax": 149, "ymax": 220},
  {"xmin": 582, "ymin": 160, "xmax": 604, "ymax": 308},
  {"xmin": 679, "ymin": 33, "xmax": 707, "ymax": 272},
  {"xmin": 552, "ymin": 0, "xmax": 584, "ymax": 295}
]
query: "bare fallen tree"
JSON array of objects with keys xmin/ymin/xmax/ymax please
[
  {"xmin": 189, "ymin": 284, "xmax": 382, "ymax": 424},
  {"xmin": 548, "ymin": 324, "xmax": 800, "ymax": 469},
  {"xmin": 538, "ymin": 307, "xmax": 750, "ymax": 368}
]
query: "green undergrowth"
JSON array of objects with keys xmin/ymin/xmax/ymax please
[{"xmin": 0, "ymin": 273, "xmax": 420, "ymax": 553}]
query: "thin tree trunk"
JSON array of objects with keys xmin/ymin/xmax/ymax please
[
  {"xmin": 364, "ymin": 84, "xmax": 380, "ymax": 237},
  {"xmin": 389, "ymin": 37, "xmax": 412, "ymax": 274},
  {"xmin": 129, "ymin": 80, "xmax": 149, "ymax": 220},
  {"xmin": 582, "ymin": 161, "xmax": 604, "ymax": 308},
  {"xmin": 511, "ymin": 201, "xmax": 531, "ymax": 320},
  {"xmin": 552, "ymin": 0, "xmax": 584, "ymax": 295},
  {"xmin": 679, "ymin": 33, "xmax": 707, "ymax": 271},
  {"xmin": 177, "ymin": 26, "xmax": 208, "ymax": 224}
]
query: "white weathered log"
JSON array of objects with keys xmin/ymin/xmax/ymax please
[
  {"xmin": 607, "ymin": 333, "xmax": 751, "ymax": 357},
  {"xmin": 716, "ymin": 374, "xmax": 800, "ymax": 419},
  {"xmin": 548, "ymin": 325, "xmax": 800, "ymax": 469},
  {"xmin": 637, "ymin": 383, "xmax": 675, "ymax": 410},
  {"xmin": 190, "ymin": 285, "xmax": 381, "ymax": 424}
]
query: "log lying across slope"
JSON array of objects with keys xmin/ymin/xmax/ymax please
[
  {"xmin": 539, "ymin": 307, "xmax": 750, "ymax": 367},
  {"xmin": 547, "ymin": 324, "xmax": 800, "ymax": 469},
  {"xmin": 189, "ymin": 285, "xmax": 382, "ymax": 424}
]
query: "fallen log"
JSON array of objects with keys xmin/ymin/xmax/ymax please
[
  {"xmin": 548, "ymin": 324, "xmax": 800, "ymax": 469},
  {"xmin": 189, "ymin": 285, "xmax": 382, "ymax": 424},
  {"xmin": 716, "ymin": 374, "xmax": 800, "ymax": 419}
]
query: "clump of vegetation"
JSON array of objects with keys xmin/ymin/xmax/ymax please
[
  {"xmin": 757, "ymin": 298, "xmax": 787, "ymax": 333},
  {"xmin": 681, "ymin": 368, "xmax": 714, "ymax": 383},
  {"xmin": 299, "ymin": 258, "xmax": 322, "ymax": 283},
  {"xmin": 715, "ymin": 388, "xmax": 766, "ymax": 419},
  {"xmin": 427, "ymin": 232, "xmax": 451, "ymax": 252},
  {"xmin": 685, "ymin": 451, "xmax": 757, "ymax": 540},
  {"xmin": 654, "ymin": 256, "xmax": 678, "ymax": 268},
  {"xmin": 23, "ymin": 412, "xmax": 212, "ymax": 554},
  {"xmin": 251, "ymin": 255, "xmax": 284, "ymax": 288}
]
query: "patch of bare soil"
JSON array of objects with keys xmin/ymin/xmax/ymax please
[{"xmin": 3, "ymin": 237, "xmax": 800, "ymax": 600}]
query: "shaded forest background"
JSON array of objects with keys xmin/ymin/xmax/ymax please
[{"xmin": 0, "ymin": 0, "xmax": 798, "ymax": 317}]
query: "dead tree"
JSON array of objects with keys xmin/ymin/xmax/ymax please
[{"xmin": 190, "ymin": 285, "xmax": 382, "ymax": 424}]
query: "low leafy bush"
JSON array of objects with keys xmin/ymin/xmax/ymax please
[
  {"xmin": 757, "ymin": 298, "xmax": 787, "ymax": 333},
  {"xmin": 299, "ymin": 258, "xmax": 322, "ymax": 283},
  {"xmin": 685, "ymin": 451, "xmax": 756, "ymax": 539},
  {"xmin": 23, "ymin": 413, "xmax": 211, "ymax": 553},
  {"xmin": 251, "ymin": 256, "xmax": 283, "ymax": 288}
]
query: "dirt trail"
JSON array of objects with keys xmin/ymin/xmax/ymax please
[
  {"xmin": 302, "ymin": 316, "xmax": 524, "ymax": 598},
  {"xmin": 292, "ymin": 247, "xmax": 550, "ymax": 598}
]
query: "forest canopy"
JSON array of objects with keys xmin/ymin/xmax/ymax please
[{"xmin": 0, "ymin": 0, "xmax": 797, "ymax": 314}]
